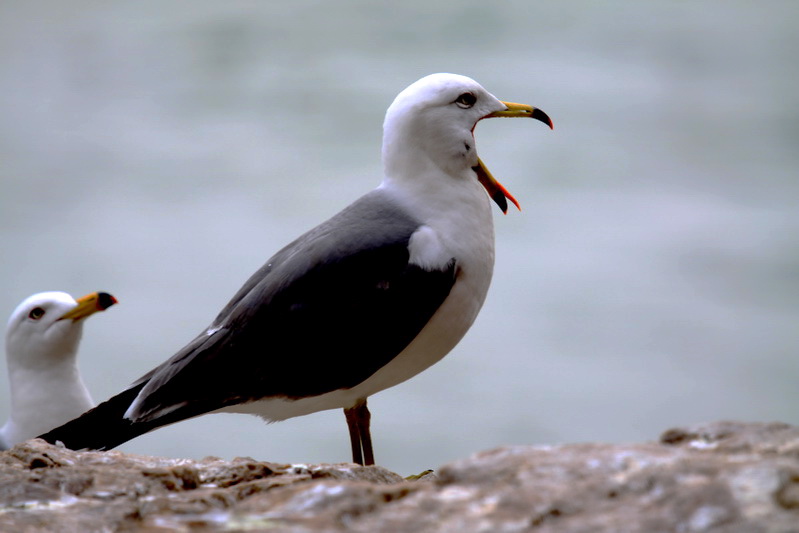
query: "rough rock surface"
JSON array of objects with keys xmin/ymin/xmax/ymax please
[{"xmin": 1, "ymin": 421, "xmax": 797, "ymax": 532}]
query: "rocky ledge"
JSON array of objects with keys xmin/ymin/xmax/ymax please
[{"xmin": 1, "ymin": 421, "xmax": 797, "ymax": 532}]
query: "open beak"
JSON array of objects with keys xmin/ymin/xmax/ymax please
[
  {"xmin": 475, "ymin": 101, "xmax": 553, "ymax": 214},
  {"xmin": 486, "ymin": 101, "xmax": 554, "ymax": 127},
  {"xmin": 473, "ymin": 157, "xmax": 520, "ymax": 215},
  {"xmin": 58, "ymin": 292, "xmax": 118, "ymax": 322}
]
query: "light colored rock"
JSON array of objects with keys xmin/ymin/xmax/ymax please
[{"xmin": 0, "ymin": 421, "xmax": 797, "ymax": 532}]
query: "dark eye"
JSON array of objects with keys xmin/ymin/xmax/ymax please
[
  {"xmin": 454, "ymin": 92, "xmax": 476, "ymax": 109},
  {"xmin": 28, "ymin": 307, "xmax": 45, "ymax": 320}
]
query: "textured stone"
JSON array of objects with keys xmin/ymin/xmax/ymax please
[{"xmin": 0, "ymin": 421, "xmax": 797, "ymax": 532}]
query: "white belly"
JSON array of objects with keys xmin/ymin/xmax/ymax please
[{"xmin": 227, "ymin": 265, "xmax": 491, "ymax": 421}]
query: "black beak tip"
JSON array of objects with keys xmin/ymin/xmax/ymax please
[
  {"xmin": 532, "ymin": 108, "xmax": 554, "ymax": 130},
  {"xmin": 97, "ymin": 292, "xmax": 118, "ymax": 310},
  {"xmin": 493, "ymin": 192, "xmax": 509, "ymax": 214}
]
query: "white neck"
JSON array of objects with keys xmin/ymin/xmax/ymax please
[
  {"xmin": 1, "ymin": 351, "xmax": 93, "ymax": 447},
  {"xmin": 382, "ymin": 114, "xmax": 478, "ymax": 182}
]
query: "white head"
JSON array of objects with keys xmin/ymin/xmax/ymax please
[
  {"xmin": 382, "ymin": 73, "xmax": 504, "ymax": 178},
  {"xmin": 1, "ymin": 291, "xmax": 115, "ymax": 448},
  {"xmin": 5, "ymin": 291, "xmax": 117, "ymax": 371},
  {"xmin": 381, "ymin": 73, "xmax": 552, "ymax": 213}
]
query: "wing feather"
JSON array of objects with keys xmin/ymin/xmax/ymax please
[{"xmin": 129, "ymin": 191, "xmax": 457, "ymax": 422}]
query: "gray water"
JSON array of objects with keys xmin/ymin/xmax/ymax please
[{"xmin": 1, "ymin": 1, "xmax": 797, "ymax": 475}]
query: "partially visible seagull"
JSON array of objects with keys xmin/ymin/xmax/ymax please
[
  {"xmin": 40, "ymin": 73, "xmax": 552, "ymax": 465},
  {"xmin": 0, "ymin": 291, "xmax": 117, "ymax": 449}
]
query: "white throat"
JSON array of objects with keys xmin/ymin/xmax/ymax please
[{"xmin": 1, "ymin": 323, "xmax": 94, "ymax": 448}]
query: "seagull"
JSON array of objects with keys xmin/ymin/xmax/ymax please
[
  {"xmin": 1, "ymin": 291, "xmax": 117, "ymax": 450},
  {"xmin": 39, "ymin": 73, "xmax": 552, "ymax": 465}
]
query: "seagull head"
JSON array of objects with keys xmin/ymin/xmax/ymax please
[
  {"xmin": 5, "ymin": 291, "xmax": 117, "ymax": 370},
  {"xmin": 382, "ymin": 73, "xmax": 552, "ymax": 214}
]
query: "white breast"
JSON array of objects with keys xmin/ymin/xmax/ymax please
[{"xmin": 229, "ymin": 171, "xmax": 496, "ymax": 422}]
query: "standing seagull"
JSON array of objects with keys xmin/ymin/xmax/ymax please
[
  {"xmin": 1, "ymin": 291, "xmax": 117, "ymax": 449},
  {"xmin": 40, "ymin": 73, "xmax": 552, "ymax": 465}
]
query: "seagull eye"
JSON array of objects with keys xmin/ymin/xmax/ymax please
[
  {"xmin": 28, "ymin": 307, "xmax": 45, "ymax": 320},
  {"xmin": 454, "ymin": 92, "xmax": 476, "ymax": 109}
]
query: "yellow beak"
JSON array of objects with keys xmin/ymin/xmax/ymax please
[
  {"xmin": 473, "ymin": 157, "xmax": 521, "ymax": 215},
  {"xmin": 475, "ymin": 101, "xmax": 553, "ymax": 214},
  {"xmin": 58, "ymin": 292, "xmax": 118, "ymax": 322},
  {"xmin": 486, "ymin": 101, "xmax": 554, "ymax": 127}
]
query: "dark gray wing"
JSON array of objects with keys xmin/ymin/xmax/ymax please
[{"xmin": 130, "ymin": 190, "xmax": 458, "ymax": 421}]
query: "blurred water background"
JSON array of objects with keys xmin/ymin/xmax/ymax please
[{"xmin": 1, "ymin": 1, "xmax": 797, "ymax": 475}]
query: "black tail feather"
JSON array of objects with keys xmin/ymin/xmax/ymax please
[{"xmin": 37, "ymin": 384, "xmax": 195, "ymax": 451}]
